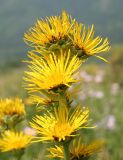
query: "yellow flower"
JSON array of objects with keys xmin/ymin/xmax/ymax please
[
  {"xmin": 47, "ymin": 145, "xmax": 63, "ymax": 158},
  {"xmin": 0, "ymin": 131, "xmax": 32, "ymax": 152},
  {"xmin": 24, "ymin": 50, "xmax": 82, "ymax": 92},
  {"xmin": 24, "ymin": 11, "xmax": 74, "ymax": 47},
  {"xmin": 47, "ymin": 139, "xmax": 105, "ymax": 159},
  {"xmin": 0, "ymin": 97, "xmax": 25, "ymax": 116},
  {"xmin": 70, "ymin": 138, "xmax": 105, "ymax": 159},
  {"xmin": 30, "ymin": 105, "xmax": 90, "ymax": 142},
  {"xmin": 25, "ymin": 94, "xmax": 52, "ymax": 106},
  {"xmin": 72, "ymin": 22, "xmax": 110, "ymax": 60}
]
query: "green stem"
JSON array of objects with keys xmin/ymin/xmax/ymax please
[
  {"xmin": 16, "ymin": 154, "xmax": 23, "ymax": 160},
  {"xmin": 13, "ymin": 149, "xmax": 24, "ymax": 160},
  {"xmin": 59, "ymin": 91, "xmax": 70, "ymax": 108},
  {"xmin": 63, "ymin": 142, "xmax": 70, "ymax": 160}
]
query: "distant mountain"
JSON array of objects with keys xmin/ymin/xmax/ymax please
[{"xmin": 0, "ymin": 0, "xmax": 123, "ymax": 64}]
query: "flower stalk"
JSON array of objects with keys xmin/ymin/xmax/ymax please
[
  {"xmin": 63, "ymin": 142, "xmax": 70, "ymax": 160},
  {"xmin": 59, "ymin": 91, "xmax": 71, "ymax": 109},
  {"xmin": 13, "ymin": 149, "xmax": 25, "ymax": 160}
]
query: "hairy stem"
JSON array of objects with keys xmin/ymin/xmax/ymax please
[
  {"xmin": 13, "ymin": 149, "xmax": 24, "ymax": 160},
  {"xmin": 63, "ymin": 142, "xmax": 70, "ymax": 160},
  {"xmin": 59, "ymin": 91, "xmax": 71, "ymax": 108}
]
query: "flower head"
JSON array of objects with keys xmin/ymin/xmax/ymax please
[
  {"xmin": 0, "ymin": 97, "xmax": 25, "ymax": 116},
  {"xmin": 25, "ymin": 94, "xmax": 52, "ymax": 106},
  {"xmin": 24, "ymin": 11, "xmax": 74, "ymax": 47},
  {"xmin": 30, "ymin": 105, "xmax": 90, "ymax": 142},
  {"xmin": 72, "ymin": 23, "xmax": 110, "ymax": 60},
  {"xmin": 47, "ymin": 139, "xmax": 105, "ymax": 159},
  {"xmin": 47, "ymin": 145, "xmax": 63, "ymax": 158},
  {"xmin": 24, "ymin": 50, "xmax": 82, "ymax": 92},
  {"xmin": 0, "ymin": 131, "xmax": 32, "ymax": 152},
  {"xmin": 70, "ymin": 138, "xmax": 105, "ymax": 159}
]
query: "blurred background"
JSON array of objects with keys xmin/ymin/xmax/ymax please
[{"xmin": 0, "ymin": 0, "xmax": 123, "ymax": 159}]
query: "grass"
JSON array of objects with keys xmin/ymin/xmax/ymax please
[{"xmin": 0, "ymin": 66, "xmax": 26, "ymax": 98}]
